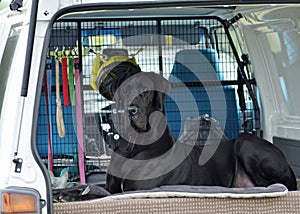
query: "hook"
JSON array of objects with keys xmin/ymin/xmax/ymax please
[
  {"xmin": 62, "ymin": 46, "xmax": 66, "ymax": 57},
  {"xmin": 73, "ymin": 47, "xmax": 78, "ymax": 56},
  {"xmin": 55, "ymin": 46, "xmax": 59, "ymax": 59},
  {"xmin": 68, "ymin": 45, "xmax": 73, "ymax": 57}
]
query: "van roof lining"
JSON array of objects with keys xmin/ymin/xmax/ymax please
[{"xmin": 61, "ymin": 6, "xmax": 236, "ymax": 20}]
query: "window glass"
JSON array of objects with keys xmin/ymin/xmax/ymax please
[
  {"xmin": 0, "ymin": 24, "xmax": 21, "ymax": 118},
  {"xmin": 267, "ymin": 31, "xmax": 300, "ymax": 115}
]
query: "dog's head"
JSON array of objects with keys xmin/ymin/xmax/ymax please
[{"xmin": 111, "ymin": 72, "xmax": 171, "ymax": 133}]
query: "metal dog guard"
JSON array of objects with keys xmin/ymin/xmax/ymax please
[{"xmin": 35, "ymin": 16, "xmax": 259, "ymax": 185}]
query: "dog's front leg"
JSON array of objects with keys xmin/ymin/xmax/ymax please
[{"xmin": 106, "ymin": 173, "xmax": 123, "ymax": 194}]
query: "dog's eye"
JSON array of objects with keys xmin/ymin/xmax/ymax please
[{"xmin": 128, "ymin": 106, "xmax": 138, "ymax": 115}]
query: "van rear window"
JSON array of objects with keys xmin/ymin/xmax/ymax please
[{"xmin": 0, "ymin": 24, "xmax": 21, "ymax": 119}]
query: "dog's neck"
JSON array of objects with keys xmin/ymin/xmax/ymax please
[{"xmin": 114, "ymin": 126, "xmax": 175, "ymax": 159}]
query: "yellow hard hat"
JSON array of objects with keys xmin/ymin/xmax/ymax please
[{"xmin": 90, "ymin": 53, "xmax": 141, "ymax": 100}]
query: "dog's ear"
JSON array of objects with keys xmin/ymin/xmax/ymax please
[
  {"xmin": 146, "ymin": 72, "xmax": 171, "ymax": 111},
  {"xmin": 153, "ymin": 91, "xmax": 166, "ymax": 112},
  {"xmin": 146, "ymin": 72, "xmax": 171, "ymax": 94}
]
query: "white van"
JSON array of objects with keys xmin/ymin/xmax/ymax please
[{"xmin": 1, "ymin": 0, "xmax": 300, "ymax": 213}]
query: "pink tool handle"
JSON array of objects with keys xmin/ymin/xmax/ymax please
[{"xmin": 74, "ymin": 58, "xmax": 86, "ymax": 184}]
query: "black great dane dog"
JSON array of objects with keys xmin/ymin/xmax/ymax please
[{"xmin": 102, "ymin": 71, "xmax": 297, "ymax": 194}]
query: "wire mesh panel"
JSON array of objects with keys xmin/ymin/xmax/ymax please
[
  {"xmin": 36, "ymin": 17, "xmax": 258, "ymax": 185},
  {"xmin": 37, "ymin": 21, "xmax": 81, "ymax": 180},
  {"xmin": 161, "ymin": 18, "xmax": 241, "ymax": 140}
]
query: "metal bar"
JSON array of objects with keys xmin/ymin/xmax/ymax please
[
  {"xmin": 221, "ymin": 15, "xmax": 261, "ymax": 133},
  {"xmin": 21, "ymin": 0, "xmax": 39, "ymax": 96}
]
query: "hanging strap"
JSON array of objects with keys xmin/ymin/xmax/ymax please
[
  {"xmin": 74, "ymin": 57, "xmax": 86, "ymax": 184},
  {"xmin": 45, "ymin": 58, "xmax": 53, "ymax": 171},
  {"xmin": 237, "ymin": 61, "xmax": 247, "ymax": 132},
  {"xmin": 68, "ymin": 57, "xmax": 76, "ymax": 106},
  {"xmin": 55, "ymin": 57, "xmax": 66, "ymax": 138},
  {"xmin": 62, "ymin": 57, "xmax": 70, "ymax": 106}
]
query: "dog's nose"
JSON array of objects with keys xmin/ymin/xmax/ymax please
[{"xmin": 128, "ymin": 106, "xmax": 138, "ymax": 115}]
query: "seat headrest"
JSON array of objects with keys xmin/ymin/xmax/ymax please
[{"xmin": 169, "ymin": 48, "xmax": 221, "ymax": 83}]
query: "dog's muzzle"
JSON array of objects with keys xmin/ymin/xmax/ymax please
[{"xmin": 101, "ymin": 105, "xmax": 139, "ymax": 150}]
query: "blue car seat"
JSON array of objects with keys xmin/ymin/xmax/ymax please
[{"xmin": 164, "ymin": 48, "xmax": 240, "ymax": 139}]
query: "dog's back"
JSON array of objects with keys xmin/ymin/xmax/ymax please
[{"xmin": 234, "ymin": 133, "xmax": 297, "ymax": 190}]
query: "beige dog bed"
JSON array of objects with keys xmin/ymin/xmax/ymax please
[{"xmin": 54, "ymin": 184, "xmax": 300, "ymax": 213}]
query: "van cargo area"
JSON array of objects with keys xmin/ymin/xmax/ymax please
[
  {"xmin": 37, "ymin": 16, "xmax": 255, "ymax": 184},
  {"xmin": 1, "ymin": 1, "xmax": 300, "ymax": 213}
]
